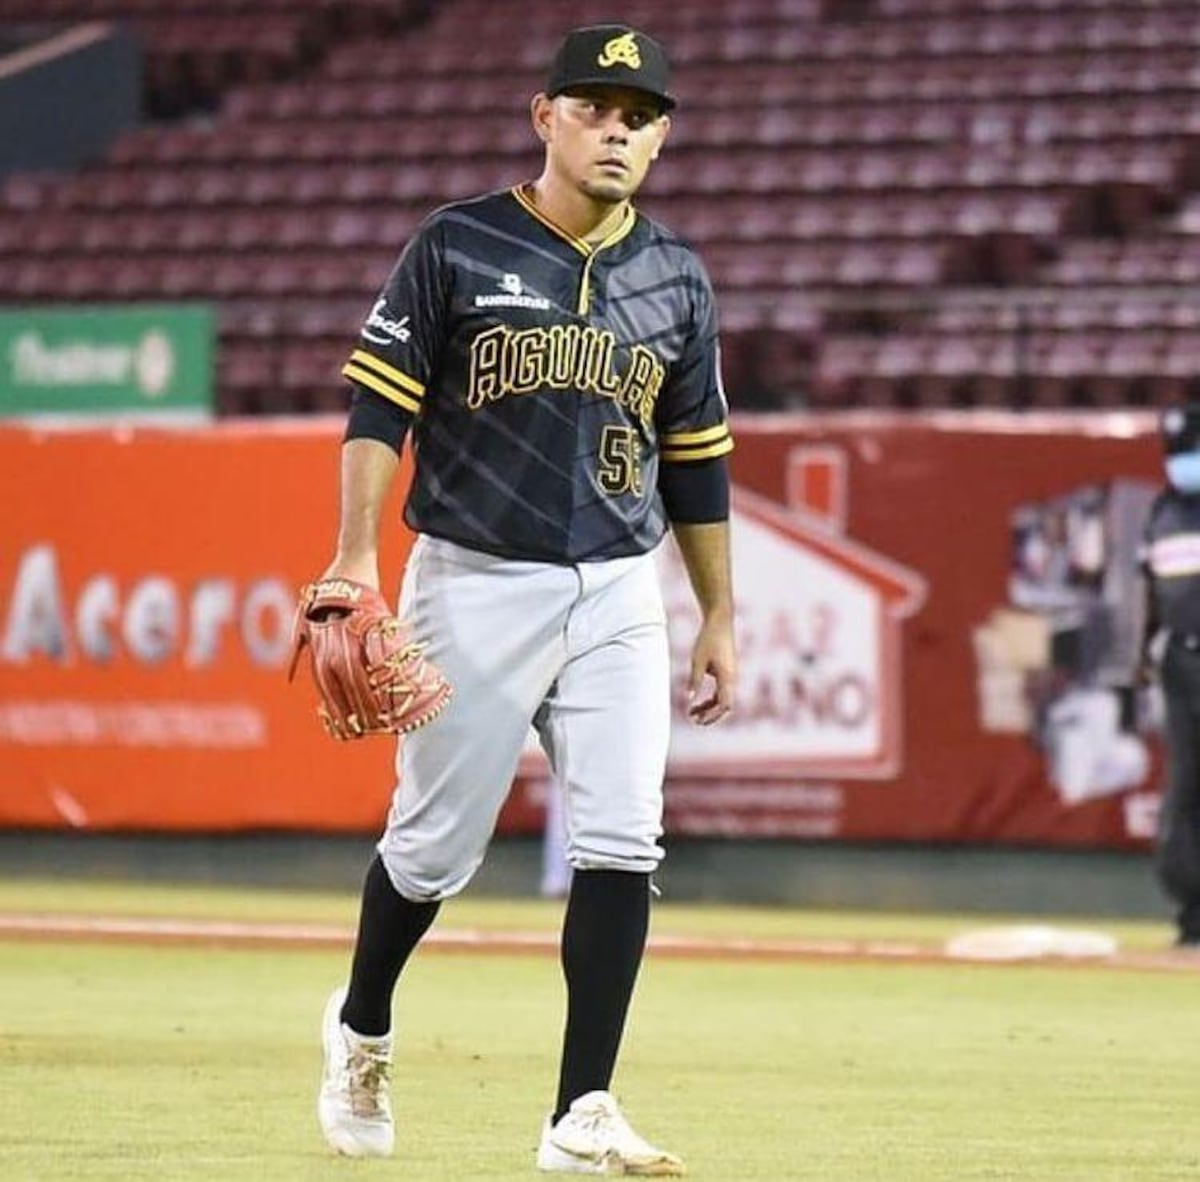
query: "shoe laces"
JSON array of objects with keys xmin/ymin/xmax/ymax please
[
  {"xmin": 568, "ymin": 1094, "xmax": 647, "ymax": 1153},
  {"xmin": 345, "ymin": 1042, "xmax": 391, "ymax": 1119}
]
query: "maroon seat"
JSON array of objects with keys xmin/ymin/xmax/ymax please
[
  {"xmin": 811, "ymin": 336, "xmax": 874, "ymax": 408},
  {"xmin": 1100, "ymin": 332, "xmax": 1167, "ymax": 379},
  {"xmin": 219, "ymin": 342, "xmax": 278, "ymax": 411},
  {"xmin": 1162, "ymin": 334, "xmax": 1200, "ymax": 379}
]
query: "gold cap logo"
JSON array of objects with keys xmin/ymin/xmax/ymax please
[{"xmin": 597, "ymin": 32, "xmax": 641, "ymax": 69}]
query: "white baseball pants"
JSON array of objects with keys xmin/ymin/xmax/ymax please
[{"xmin": 377, "ymin": 534, "xmax": 670, "ymax": 901}]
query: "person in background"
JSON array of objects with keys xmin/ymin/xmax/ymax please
[{"xmin": 1138, "ymin": 404, "xmax": 1200, "ymax": 949}]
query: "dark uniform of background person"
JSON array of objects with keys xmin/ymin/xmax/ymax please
[{"xmin": 1139, "ymin": 405, "xmax": 1200, "ymax": 948}]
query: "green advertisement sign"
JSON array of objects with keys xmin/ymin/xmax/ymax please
[{"xmin": 0, "ymin": 304, "xmax": 214, "ymax": 418}]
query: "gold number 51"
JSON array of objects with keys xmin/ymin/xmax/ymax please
[{"xmin": 597, "ymin": 425, "xmax": 643, "ymax": 495}]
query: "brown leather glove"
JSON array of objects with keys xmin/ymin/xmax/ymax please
[{"xmin": 288, "ymin": 578, "xmax": 453, "ymax": 740}]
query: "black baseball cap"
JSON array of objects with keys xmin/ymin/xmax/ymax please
[
  {"xmin": 545, "ymin": 25, "xmax": 676, "ymax": 112},
  {"xmin": 1161, "ymin": 405, "xmax": 1200, "ymax": 454}
]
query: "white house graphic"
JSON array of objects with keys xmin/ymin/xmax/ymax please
[{"xmin": 659, "ymin": 449, "xmax": 927, "ymax": 780}]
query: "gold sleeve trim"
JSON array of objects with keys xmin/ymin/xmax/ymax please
[
  {"xmin": 347, "ymin": 349, "xmax": 426, "ymax": 397},
  {"xmin": 661, "ymin": 422, "xmax": 731, "ymax": 447},
  {"xmin": 660, "ymin": 437, "xmax": 735, "ymax": 463},
  {"xmin": 341, "ymin": 363, "xmax": 422, "ymax": 414}
]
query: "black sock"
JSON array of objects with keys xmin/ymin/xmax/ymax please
[
  {"xmin": 340, "ymin": 855, "xmax": 440, "ymax": 1037},
  {"xmin": 553, "ymin": 869, "xmax": 651, "ymax": 1123}
]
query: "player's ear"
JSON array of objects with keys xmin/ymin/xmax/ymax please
[
  {"xmin": 531, "ymin": 93, "xmax": 554, "ymax": 143},
  {"xmin": 650, "ymin": 113, "xmax": 671, "ymax": 160}
]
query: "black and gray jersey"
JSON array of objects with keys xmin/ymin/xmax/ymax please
[
  {"xmin": 341, "ymin": 185, "xmax": 732, "ymax": 564},
  {"xmin": 1142, "ymin": 488, "xmax": 1200, "ymax": 634}
]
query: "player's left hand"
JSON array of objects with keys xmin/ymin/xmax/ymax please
[
  {"xmin": 687, "ymin": 612, "xmax": 737, "ymax": 725},
  {"xmin": 288, "ymin": 577, "xmax": 453, "ymax": 739}
]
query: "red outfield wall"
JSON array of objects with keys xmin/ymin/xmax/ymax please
[{"xmin": 0, "ymin": 412, "xmax": 1168, "ymax": 847}]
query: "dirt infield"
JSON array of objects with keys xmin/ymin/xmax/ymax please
[{"xmin": 2, "ymin": 911, "xmax": 1198, "ymax": 973}]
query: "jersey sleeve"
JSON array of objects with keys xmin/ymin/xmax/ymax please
[
  {"xmin": 654, "ymin": 260, "xmax": 734, "ymax": 465},
  {"xmin": 341, "ymin": 217, "xmax": 450, "ymax": 418}
]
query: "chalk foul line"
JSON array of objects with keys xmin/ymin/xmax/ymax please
[{"xmin": 0, "ymin": 912, "xmax": 1197, "ymax": 973}]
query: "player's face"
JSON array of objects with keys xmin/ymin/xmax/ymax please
[{"xmin": 537, "ymin": 87, "xmax": 670, "ymax": 204}]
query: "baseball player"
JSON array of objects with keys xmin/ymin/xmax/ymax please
[
  {"xmin": 314, "ymin": 24, "xmax": 737, "ymax": 1174},
  {"xmin": 1139, "ymin": 405, "xmax": 1200, "ymax": 950}
]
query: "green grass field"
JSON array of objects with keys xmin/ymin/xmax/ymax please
[{"xmin": 1, "ymin": 880, "xmax": 1198, "ymax": 1181}]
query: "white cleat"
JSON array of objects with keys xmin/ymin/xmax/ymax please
[
  {"xmin": 536, "ymin": 1090, "xmax": 686, "ymax": 1176},
  {"xmin": 317, "ymin": 986, "xmax": 395, "ymax": 1157}
]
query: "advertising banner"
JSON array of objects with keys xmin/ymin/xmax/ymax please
[
  {"xmin": 644, "ymin": 411, "xmax": 1165, "ymax": 848},
  {"xmin": 0, "ymin": 304, "xmax": 214, "ymax": 419},
  {"xmin": 0, "ymin": 420, "xmax": 410, "ymax": 831},
  {"xmin": 0, "ymin": 412, "xmax": 1170, "ymax": 846}
]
